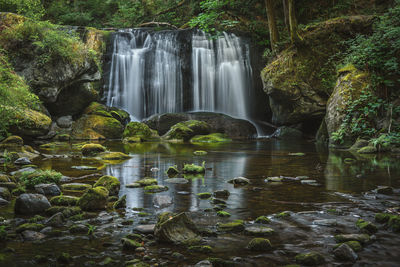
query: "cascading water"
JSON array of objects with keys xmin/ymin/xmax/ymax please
[{"xmin": 105, "ymin": 29, "xmax": 254, "ymax": 122}]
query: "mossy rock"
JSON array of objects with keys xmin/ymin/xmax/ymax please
[
  {"xmin": 217, "ymin": 220, "xmax": 244, "ymax": 232},
  {"xmin": 193, "ymin": 150, "xmax": 207, "ymax": 156},
  {"xmin": 375, "ymin": 213, "xmax": 392, "ymax": 223},
  {"xmin": 190, "ymin": 133, "xmax": 232, "ymax": 143},
  {"xmin": 144, "ymin": 185, "xmax": 168, "ymax": 193},
  {"xmin": 334, "ymin": 234, "xmax": 370, "ymax": 244},
  {"xmin": 388, "ymin": 215, "xmax": 400, "ymax": 232},
  {"xmin": 99, "ymin": 152, "xmax": 131, "ymax": 161},
  {"xmin": 56, "ymin": 134, "xmax": 71, "ymax": 141},
  {"xmin": 121, "ymin": 237, "xmax": 142, "ymax": 250},
  {"xmin": 123, "ymin": 122, "xmax": 158, "ymax": 141},
  {"xmin": 71, "ymin": 114, "xmax": 124, "ymax": 140},
  {"xmin": 166, "ymin": 166, "xmax": 179, "ymax": 176},
  {"xmin": 81, "ymin": 143, "xmax": 106, "ymax": 156},
  {"xmin": 16, "ymin": 223, "xmax": 45, "ymax": 233},
  {"xmin": 78, "ymin": 186, "xmax": 109, "ymax": 211},
  {"xmin": 295, "ymin": 252, "xmax": 325, "ymax": 266},
  {"xmin": 83, "ymin": 102, "xmax": 112, "ymax": 117},
  {"xmin": 61, "ymin": 183, "xmax": 92, "ymax": 191},
  {"xmin": 247, "ymin": 238, "xmax": 272, "ymax": 251},
  {"xmin": 197, "ymin": 192, "xmax": 212, "ymax": 199},
  {"xmin": 334, "ymin": 241, "xmax": 362, "ymax": 252},
  {"xmin": 46, "ymin": 206, "xmax": 82, "ymax": 218},
  {"xmin": 50, "ymin": 195, "xmax": 79, "ymax": 206},
  {"xmin": 109, "ymin": 108, "xmax": 130, "ymax": 125},
  {"xmin": 0, "ymin": 136, "xmax": 23, "ymax": 147},
  {"xmin": 163, "ymin": 120, "xmax": 210, "ymax": 141},
  {"xmin": 188, "ymin": 245, "xmax": 213, "ymax": 253},
  {"xmin": 123, "ymin": 137, "xmax": 141, "ymax": 143},
  {"xmin": 357, "ymin": 146, "xmax": 377, "ymax": 154},
  {"xmin": 217, "ymin": 211, "xmax": 231, "ymax": 217},
  {"xmin": 93, "ymin": 175, "xmax": 120, "ymax": 196},
  {"xmin": 182, "ymin": 163, "xmax": 205, "ymax": 174},
  {"xmin": 255, "ymin": 216, "xmax": 271, "ymax": 224},
  {"xmin": 275, "ymin": 211, "xmax": 291, "ymax": 218},
  {"xmin": 134, "ymin": 178, "xmax": 157, "ymax": 187},
  {"xmin": 8, "ymin": 109, "xmax": 52, "ymax": 138},
  {"xmin": 356, "ymin": 219, "xmax": 378, "ymax": 234}
]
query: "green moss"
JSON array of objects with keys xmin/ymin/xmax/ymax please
[
  {"xmin": 182, "ymin": 163, "xmax": 205, "ymax": 174},
  {"xmin": 81, "ymin": 143, "xmax": 106, "ymax": 156},
  {"xmin": 197, "ymin": 192, "xmax": 212, "ymax": 199},
  {"xmin": 61, "ymin": 183, "xmax": 91, "ymax": 191},
  {"xmin": 135, "ymin": 178, "xmax": 157, "ymax": 187},
  {"xmin": 71, "ymin": 115, "xmax": 124, "ymax": 140},
  {"xmin": 247, "ymin": 238, "xmax": 272, "ymax": 251},
  {"xmin": 255, "ymin": 216, "xmax": 271, "ymax": 224},
  {"xmin": 121, "ymin": 237, "xmax": 142, "ymax": 250},
  {"xmin": 99, "ymin": 152, "xmax": 131, "ymax": 161},
  {"xmin": 217, "ymin": 211, "xmax": 231, "ymax": 217},
  {"xmin": 50, "ymin": 195, "xmax": 79, "ymax": 206},
  {"xmin": 166, "ymin": 165, "xmax": 179, "ymax": 176},
  {"xmin": 276, "ymin": 211, "xmax": 291, "ymax": 218},
  {"xmin": 217, "ymin": 220, "xmax": 244, "ymax": 232},
  {"xmin": 93, "ymin": 175, "xmax": 120, "ymax": 196},
  {"xmin": 123, "ymin": 137, "xmax": 141, "ymax": 143},
  {"xmin": 388, "ymin": 215, "xmax": 400, "ymax": 232},
  {"xmin": 123, "ymin": 122, "xmax": 155, "ymax": 141},
  {"xmin": 334, "ymin": 234, "xmax": 370, "ymax": 244},
  {"xmin": 188, "ymin": 245, "xmax": 213, "ymax": 253},
  {"xmin": 16, "ymin": 223, "xmax": 45, "ymax": 233},
  {"xmin": 193, "ymin": 150, "xmax": 208, "ymax": 156},
  {"xmin": 295, "ymin": 252, "xmax": 325, "ymax": 265},
  {"xmin": 19, "ymin": 169, "xmax": 62, "ymax": 189},
  {"xmin": 357, "ymin": 146, "xmax": 377, "ymax": 154},
  {"xmin": 334, "ymin": 241, "xmax": 362, "ymax": 252},
  {"xmin": 190, "ymin": 133, "xmax": 232, "ymax": 143},
  {"xmin": 138, "ymin": 212, "xmax": 149, "ymax": 217},
  {"xmin": 28, "ymin": 215, "xmax": 45, "ymax": 223},
  {"xmin": 164, "ymin": 120, "xmax": 210, "ymax": 141},
  {"xmin": 143, "ymin": 185, "xmax": 168, "ymax": 193},
  {"xmin": 375, "ymin": 213, "xmax": 392, "ymax": 223},
  {"xmin": 78, "ymin": 186, "xmax": 109, "ymax": 211},
  {"xmin": 356, "ymin": 219, "xmax": 378, "ymax": 234}
]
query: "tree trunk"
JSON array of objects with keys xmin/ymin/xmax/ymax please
[
  {"xmin": 265, "ymin": 0, "xmax": 279, "ymax": 52},
  {"xmin": 288, "ymin": 0, "xmax": 301, "ymax": 45},
  {"xmin": 282, "ymin": 0, "xmax": 289, "ymax": 31}
]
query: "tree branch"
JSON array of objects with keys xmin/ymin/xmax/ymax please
[{"xmin": 138, "ymin": 22, "xmax": 179, "ymax": 30}]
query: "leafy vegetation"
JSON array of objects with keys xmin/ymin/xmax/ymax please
[{"xmin": 19, "ymin": 169, "xmax": 63, "ymax": 189}]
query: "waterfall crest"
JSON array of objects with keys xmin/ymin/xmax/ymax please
[{"xmin": 105, "ymin": 29, "xmax": 253, "ymax": 121}]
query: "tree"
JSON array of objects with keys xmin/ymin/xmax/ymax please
[
  {"xmin": 288, "ymin": 0, "xmax": 301, "ymax": 45},
  {"xmin": 265, "ymin": 0, "xmax": 279, "ymax": 52}
]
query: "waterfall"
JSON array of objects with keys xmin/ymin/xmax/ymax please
[{"xmin": 105, "ymin": 29, "xmax": 253, "ymax": 121}]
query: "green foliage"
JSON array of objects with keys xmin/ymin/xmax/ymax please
[
  {"xmin": 86, "ymin": 223, "xmax": 96, "ymax": 236},
  {"xmin": 0, "ymin": 51, "xmax": 41, "ymax": 138},
  {"xmin": 0, "ymin": 0, "xmax": 45, "ymax": 20},
  {"xmin": 19, "ymin": 169, "xmax": 62, "ymax": 189},
  {"xmin": 343, "ymin": 1, "xmax": 400, "ymax": 90}
]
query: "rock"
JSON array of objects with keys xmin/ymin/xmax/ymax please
[
  {"xmin": 56, "ymin": 116, "xmax": 73, "ymax": 128},
  {"xmin": 244, "ymin": 226, "xmax": 274, "ymax": 236},
  {"xmin": 265, "ymin": 176, "xmax": 283, "ymax": 182},
  {"xmin": 93, "ymin": 175, "xmax": 120, "ymax": 196},
  {"xmin": 0, "ymin": 187, "xmax": 11, "ymax": 201},
  {"xmin": 0, "ymin": 197, "xmax": 10, "ymax": 206},
  {"xmin": 71, "ymin": 166, "xmax": 98, "ymax": 171},
  {"xmin": 50, "ymin": 195, "xmax": 79, "ymax": 206},
  {"xmin": 153, "ymin": 195, "xmax": 173, "ymax": 209},
  {"xmin": 163, "ymin": 120, "xmax": 210, "ymax": 141},
  {"xmin": 121, "ymin": 237, "xmax": 142, "ymax": 250},
  {"xmin": 356, "ymin": 219, "xmax": 378, "ymax": 234},
  {"xmin": 81, "ymin": 143, "xmax": 106, "ymax": 156},
  {"xmin": 301, "ymin": 180, "xmax": 320, "ymax": 186},
  {"xmin": 78, "ymin": 186, "xmax": 109, "ymax": 211},
  {"xmin": 34, "ymin": 183, "xmax": 61, "ymax": 196},
  {"xmin": 271, "ymin": 126, "xmax": 303, "ymax": 139},
  {"xmin": 154, "ymin": 212, "xmax": 201, "ymax": 244},
  {"xmin": 388, "ymin": 215, "xmax": 400, "ymax": 232},
  {"xmin": 217, "ymin": 211, "xmax": 231, "ymax": 217},
  {"xmin": 313, "ymin": 219, "xmax": 338, "ymax": 226},
  {"xmin": 0, "ymin": 135, "xmax": 23, "ymax": 146},
  {"xmin": 213, "ymin": 190, "xmax": 230, "ymax": 198},
  {"xmin": 134, "ymin": 224, "xmax": 155, "ymax": 235},
  {"xmin": 358, "ymin": 146, "xmax": 377, "ymax": 154},
  {"xmin": 123, "ymin": 122, "xmax": 159, "ymax": 141},
  {"xmin": 376, "ymin": 186, "xmax": 393, "ymax": 195},
  {"xmin": 165, "ymin": 178, "xmax": 188, "ymax": 184},
  {"xmin": 144, "ymin": 185, "xmax": 168, "ymax": 193},
  {"xmin": 217, "ymin": 220, "xmax": 245, "ymax": 232},
  {"xmin": 375, "ymin": 213, "xmax": 392, "ymax": 223},
  {"xmin": 69, "ymin": 224, "xmax": 89, "ymax": 234},
  {"xmin": 183, "ymin": 163, "xmax": 205, "ymax": 174},
  {"xmin": 166, "ymin": 166, "xmax": 179, "ymax": 176},
  {"xmin": 21, "ymin": 230, "xmax": 46, "ymax": 241},
  {"xmin": 113, "ymin": 195, "xmax": 126, "ymax": 209},
  {"xmin": 190, "ymin": 133, "xmax": 232, "ymax": 143},
  {"xmin": 61, "ymin": 183, "xmax": 92, "ymax": 191},
  {"xmin": 228, "ymin": 177, "xmax": 250, "ymax": 185},
  {"xmin": 99, "ymin": 152, "xmax": 131, "ymax": 161},
  {"xmin": 334, "ymin": 234, "xmax": 371, "ymax": 244},
  {"xmin": 197, "ymin": 192, "xmax": 212, "ymax": 199},
  {"xmin": 188, "ymin": 245, "xmax": 213, "ymax": 253},
  {"xmin": 255, "ymin": 216, "xmax": 271, "ymax": 224},
  {"xmin": 195, "ymin": 260, "xmax": 213, "ymax": 267},
  {"xmin": 45, "ymin": 212, "xmax": 64, "ymax": 227},
  {"xmin": 15, "ymin": 193, "xmax": 51, "ymax": 215},
  {"xmin": 349, "ymin": 138, "xmax": 369, "ymax": 151},
  {"xmin": 261, "ymin": 16, "xmax": 373, "ymax": 127},
  {"xmin": 133, "ymin": 178, "xmax": 157, "ymax": 187},
  {"xmin": 333, "ymin": 243, "xmax": 358, "ymax": 262},
  {"xmin": 7, "ymin": 109, "xmax": 52, "ymax": 138},
  {"xmin": 144, "ymin": 112, "xmax": 257, "ymax": 139},
  {"xmin": 71, "ymin": 114, "xmax": 124, "ymax": 140},
  {"xmin": 247, "ymin": 238, "xmax": 272, "ymax": 251},
  {"xmin": 14, "ymin": 157, "xmax": 31, "ymax": 165}
]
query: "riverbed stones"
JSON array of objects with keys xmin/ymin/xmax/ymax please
[
  {"xmin": 21, "ymin": 230, "xmax": 46, "ymax": 241},
  {"xmin": 376, "ymin": 186, "xmax": 393, "ymax": 195},
  {"xmin": 255, "ymin": 216, "xmax": 271, "ymax": 224},
  {"xmin": 122, "ymin": 237, "xmax": 142, "ymax": 250},
  {"xmin": 217, "ymin": 220, "xmax": 244, "ymax": 232},
  {"xmin": 228, "ymin": 177, "xmax": 250, "ymax": 185},
  {"xmin": 313, "ymin": 219, "xmax": 338, "ymax": 227},
  {"xmin": 154, "ymin": 212, "xmax": 201, "ymax": 244},
  {"xmin": 244, "ymin": 226, "xmax": 274, "ymax": 236},
  {"xmin": 0, "ymin": 198, "xmax": 9, "ymax": 206},
  {"xmin": 14, "ymin": 157, "xmax": 31, "ymax": 165},
  {"xmin": 35, "ymin": 183, "xmax": 61, "ymax": 196},
  {"xmin": 0, "ymin": 187, "xmax": 10, "ymax": 201},
  {"xmin": 247, "ymin": 238, "xmax": 272, "ymax": 251},
  {"xmin": 334, "ymin": 233, "xmax": 371, "ymax": 244},
  {"xmin": 153, "ymin": 195, "xmax": 173, "ymax": 209},
  {"xmin": 134, "ymin": 224, "xmax": 155, "ymax": 234},
  {"xmin": 213, "ymin": 189, "xmax": 230, "ymax": 198},
  {"xmin": 15, "ymin": 193, "xmax": 51, "ymax": 215},
  {"xmin": 133, "ymin": 178, "xmax": 157, "ymax": 187},
  {"xmin": 50, "ymin": 195, "xmax": 79, "ymax": 206},
  {"xmin": 356, "ymin": 219, "xmax": 378, "ymax": 234},
  {"xmin": 45, "ymin": 212, "xmax": 64, "ymax": 227},
  {"xmin": 295, "ymin": 252, "xmax": 325, "ymax": 266},
  {"xmin": 333, "ymin": 243, "xmax": 358, "ymax": 262},
  {"xmin": 78, "ymin": 186, "xmax": 109, "ymax": 211},
  {"xmin": 93, "ymin": 175, "xmax": 120, "ymax": 196}
]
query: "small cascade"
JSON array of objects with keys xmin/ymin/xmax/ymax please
[{"xmin": 105, "ymin": 29, "xmax": 254, "ymax": 123}]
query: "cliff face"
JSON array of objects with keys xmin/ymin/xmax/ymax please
[{"xmin": 261, "ymin": 16, "xmax": 374, "ymax": 131}]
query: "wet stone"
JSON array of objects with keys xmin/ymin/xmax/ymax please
[
  {"xmin": 0, "ymin": 197, "xmax": 10, "ymax": 206},
  {"xmin": 134, "ymin": 224, "xmax": 155, "ymax": 234},
  {"xmin": 244, "ymin": 226, "xmax": 274, "ymax": 236},
  {"xmin": 165, "ymin": 178, "xmax": 188, "ymax": 184},
  {"xmin": 153, "ymin": 195, "xmax": 173, "ymax": 209},
  {"xmin": 295, "ymin": 252, "xmax": 325, "ymax": 266},
  {"xmin": 313, "ymin": 219, "xmax": 338, "ymax": 226},
  {"xmin": 301, "ymin": 180, "xmax": 320, "ymax": 186},
  {"xmin": 34, "ymin": 183, "xmax": 61, "ymax": 196},
  {"xmin": 195, "ymin": 260, "xmax": 212, "ymax": 267},
  {"xmin": 213, "ymin": 189, "xmax": 230, "ymax": 198},
  {"xmin": 334, "ymin": 234, "xmax": 371, "ymax": 245},
  {"xmin": 14, "ymin": 157, "xmax": 31, "ymax": 165},
  {"xmin": 21, "ymin": 230, "xmax": 46, "ymax": 241},
  {"xmin": 71, "ymin": 166, "xmax": 98, "ymax": 171},
  {"xmin": 376, "ymin": 186, "xmax": 393, "ymax": 195},
  {"xmin": 333, "ymin": 243, "xmax": 358, "ymax": 262},
  {"xmin": 228, "ymin": 177, "xmax": 250, "ymax": 185},
  {"xmin": 0, "ymin": 187, "xmax": 11, "ymax": 200}
]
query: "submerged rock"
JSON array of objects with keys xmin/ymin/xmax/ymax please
[
  {"xmin": 165, "ymin": 178, "xmax": 188, "ymax": 184},
  {"xmin": 153, "ymin": 195, "xmax": 173, "ymax": 209},
  {"xmin": 217, "ymin": 220, "xmax": 244, "ymax": 232},
  {"xmin": 334, "ymin": 234, "xmax": 371, "ymax": 244},
  {"xmin": 295, "ymin": 252, "xmax": 325, "ymax": 266},
  {"xmin": 154, "ymin": 212, "xmax": 201, "ymax": 244},
  {"xmin": 247, "ymin": 238, "xmax": 272, "ymax": 251},
  {"xmin": 213, "ymin": 190, "xmax": 230, "ymax": 198},
  {"xmin": 244, "ymin": 226, "xmax": 274, "ymax": 236},
  {"xmin": 228, "ymin": 177, "xmax": 250, "ymax": 185},
  {"xmin": 333, "ymin": 243, "xmax": 358, "ymax": 262},
  {"xmin": 356, "ymin": 219, "xmax": 378, "ymax": 234},
  {"xmin": 15, "ymin": 193, "xmax": 51, "ymax": 215}
]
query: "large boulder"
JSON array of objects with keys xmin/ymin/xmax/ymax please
[
  {"xmin": 261, "ymin": 16, "xmax": 374, "ymax": 127},
  {"xmin": 123, "ymin": 122, "xmax": 159, "ymax": 141},
  {"xmin": 8, "ymin": 108, "xmax": 52, "ymax": 138},
  {"xmin": 154, "ymin": 212, "xmax": 201, "ymax": 244},
  {"xmin": 15, "ymin": 193, "xmax": 51, "ymax": 215},
  {"xmin": 144, "ymin": 112, "xmax": 257, "ymax": 139},
  {"xmin": 78, "ymin": 186, "xmax": 109, "ymax": 211},
  {"xmin": 163, "ymin": 120, "xmax": 210, "ymax": 141}
]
